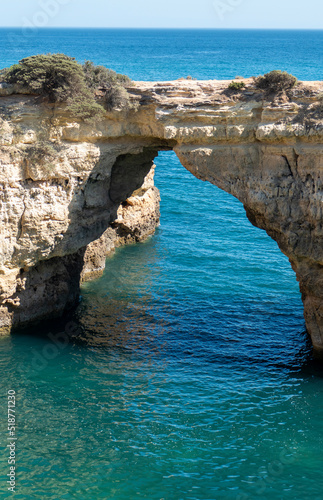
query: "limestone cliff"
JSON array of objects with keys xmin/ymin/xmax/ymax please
[
  {"xmin": 81, "ymin": 166, "xmax": 160, "ymax": 281},
  {"xmin": 1, "ymin": 78, "xmax": 323, "ymax": 358}
]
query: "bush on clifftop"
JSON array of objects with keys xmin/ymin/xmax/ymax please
[
  {"xmin": 83, "ymin": 60, "xmax": 131, "ymax": 89},
  {"xmin": 83, "ymin": 60, "xmax": 134, "ymax": 111},
  {"xmin": 2, "ymin": 54, "xmax": 133, "ymax": 121},
  {"xmin": 228, "ymin": 81, "xmax": 246, "ymax": 91},
  {"xmin": 4, "ymin": 54, "xmax": 85, "ymax": 102},
  {"xmin": 254, "ymin": 70, "xmax": 298, "ymax": 92}
]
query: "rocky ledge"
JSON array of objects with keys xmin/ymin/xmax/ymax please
[{"xmin": 1, "ymin": 78, "xmax": 323, "ymax": 358}]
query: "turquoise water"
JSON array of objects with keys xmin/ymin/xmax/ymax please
[
  {"xmin": 1, "ymin": 29, "xmax": 323, "ymax": 499},
  {"xmin": 1, "ymin": 28, "xmax": 323, "ymax": 80}
]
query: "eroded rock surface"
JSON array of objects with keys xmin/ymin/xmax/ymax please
[
  {"xmin": 1, "ymin": 78, "xmax": 323, "ymax": 358},
  {"xmin": 81, "ymin": 166, "xmax": 160, "ymax": 281}
]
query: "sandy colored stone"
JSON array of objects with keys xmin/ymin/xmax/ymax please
[{"xmin": 1, "ymin": 79, "xmax": 323, "ymax": 359}]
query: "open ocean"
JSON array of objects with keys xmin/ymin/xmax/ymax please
[{"xmin": 1, "ymin": 29, "xmax": 323, "ymax": 499}]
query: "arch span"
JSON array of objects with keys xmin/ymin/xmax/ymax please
[{"xmin": 0, "ymin": 79, "xmax": 323, "ymax": 358}]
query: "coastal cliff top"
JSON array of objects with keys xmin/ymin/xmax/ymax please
[
  {"xmin": 1, "ymin": 78, "xmax": 322, "ymax": 105},
  {"xmin": 0, "ymin": 55, "xmax": 321, "ymax": 123},
  {"xmin": 128, "ymin": 79, "xmax": 323, "ymax": 106},
  {"xmin": 0, "ymin": 77, "xmax": 322, "ymax": 146}
]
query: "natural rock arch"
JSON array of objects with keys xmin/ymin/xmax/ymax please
[{"xmin": 1, "ymin": 79, "xmax": 323, "ymax": 359}]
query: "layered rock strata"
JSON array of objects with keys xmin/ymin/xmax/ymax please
[{"xmin": 1, "ymin": 78, "xmax": 323, "ymax": 358}]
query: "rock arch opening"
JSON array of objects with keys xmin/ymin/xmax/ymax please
[{"xmin": 77, "ymin": 148, "xmax": 307, "ymax": 365}]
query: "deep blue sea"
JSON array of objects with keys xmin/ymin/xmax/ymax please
[{"xmin": 1, "ymin": 29, "xmax": 323, "ymax": 500}]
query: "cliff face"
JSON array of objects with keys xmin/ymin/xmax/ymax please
[
  {"xmin": 81, "ymin": 165, "xmax": 160, "ymax": 282},
  {"xmin": 1, "ymin": 79, "xmax": 323, "ymax": 358}
]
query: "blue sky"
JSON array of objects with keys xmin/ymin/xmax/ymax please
[{"xmin": 1, "ymin": 0, "xmax": 323, "ymax": 29}]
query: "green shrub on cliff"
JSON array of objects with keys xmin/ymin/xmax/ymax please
[
  {"xmin": 3, "ymin": 54, "xmax": 133, "ymax": 121},
  {"xmin": 82, "ymin": 60, "xmax": 135, "ymax": 111},
  {"xmin": 83, "ymin": 60, "xmax": 131, "ymax": 89},
  {"xmin": 65, "ymin": 90, "xmax": 107, "ymax": 121},
  {"xmin": 4, "ymin": 54, "xmax": 91, "ymax": 104},
  {"xmin": 228, "ymin": 81, "xmax": 245, "ymax": 91},
  {"xmin": 254, "ymin": 70, "xmax": 298, "ymax": 92},
  {"xmin": 104, "ymin": 84, "xmax": 133, "ymax": 111}
]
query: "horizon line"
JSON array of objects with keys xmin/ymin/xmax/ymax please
[{"xmin": 1, "ymin": 26, "xmax": 323, "ymax": 30}]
